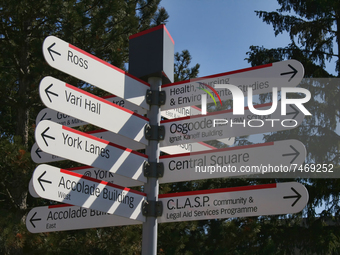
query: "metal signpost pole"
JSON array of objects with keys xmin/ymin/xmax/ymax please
[
  {"xmin": 129, "ymin": 25, "xmax": 174, "ymax": 255},
  {"xmin": 142, "ymin": 77, "xmax": 162, "ymax": 255}
]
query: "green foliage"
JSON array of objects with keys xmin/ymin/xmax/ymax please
[
  {"xmin": 245, "ymin": 0, "xmax": 340, "ymax": 253},
  {"xmin": 174, "ymin": 50, "xmax": 200, "ymax": 82},
  {"xmin": 0, "ymin": 0, "xmax": 169, "ymax": 254}
]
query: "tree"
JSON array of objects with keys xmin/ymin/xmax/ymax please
[
  {"xmin": 0, "ymin": 1, "xmax": 168, "ymax": 254},
  {"xmin": 174, "ymin": 49, "xmax": 200, "ymax": 82},
  {"xmin": 244, "ymin": 0, "xmax": 340, "ymax": 253}
]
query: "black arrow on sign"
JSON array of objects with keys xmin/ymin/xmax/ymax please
[
  {"xmin": 283, "ymin": 187, "xmax": 302, "ymax": 207},
  {"xmin": 282, "ymin": 145, "xmax": 300, "ymax": 164},
  {"xmin": 47, "ymin": 42, "xmax": 61, "ymax": 61},
  {"xmin": 41, "ymin": 127, "xmax": 55, "ymax": 146},
  {"xmin": 38, "ymin": 171, "xmax": 52, "ymax": 191},
  {"xmin": 39, "ymin": 112, "xmax": 51, "ymax": 122},
  {"xmin": 287, "ymin": 105, "xmax": 299, "ymax": 119},
  {"xmin": 280, "ymin": 64, "xmax": 298, "ymax": 82},
  {"xmin": 45, "ymin": 84, "xmax": 58, "ymax": 103},
  {"xmin": 35, "ymin": 147, "xmax": 43, "ymax": 159},
  {"xmin": 29, "ymin": 212, "xmax": 41, "ymax": 228}
]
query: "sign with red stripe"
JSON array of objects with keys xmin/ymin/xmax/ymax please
[
  {"xmin": 158, "ymin": 182, "xmax": 308, "ymax": 223},
  {"xmin": 27, "ymin": 182, "xmax": 308, "ymax": 232},
  {"xmin": 159, "ymin": 140, "xmax": 306, "ymax": 183},
  {"xmin": 42, "ymin": 36, "xmax": 150, "ymax": 109},
  {"xmin": 36, "ymin": 94, "xmax": 147, "ymax": 128},
  {"xmin": 161, "ymin": 59, "xmax": 304, "ymax": 110},
  {"xmin": 26, "ymin": 204, "xmax": 140, "ymax": 233},
  {"xmin": 35, "ymin": 120, "xmax": 147, "ymax": 183},
  {"xmin": 39, "ymin": 76, "xmax": 148, "ymax": 145},
  {"xmin": 32, "ymin": 164, "xmax": 146, "ymax": 221},
  {"xmin": 160, "ymin": 103, "xmax": 305, "ymax": 147}
]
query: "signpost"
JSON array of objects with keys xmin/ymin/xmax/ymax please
[
  {"xmin": 158, "ymin": 182, "xmax": 308, "ymax": 223},
  {"xmin": 160, "ymin": 103, "xmax": 305, "ymax": 147},
  {"xmin": 39, "ymin": 76, "xmax": 148, "ymax": 145},
  {"xmin": 32, "ymin": 164, "xmax": 146, "ymax": 221},
  {"xmin": 159, "ymin": 140, "xmax": 306, "ymax": 184},
  {"xmin": 161, "ymin": 59, "xmax": 304, "ymax": 110},
  {"xmin": 42, "ymin": 36, "xmax": 150, "ymax": 109},
  {"xmin": 35, "ymin": 120, "xmax": 147, "ymax": 183},
  {"xmin": 26, "ymin": 204, "xmax": 141, "ymax": 233},
  {"xmin": 28, "ymin": 29, "xmax": 309, "ymax": 255}
]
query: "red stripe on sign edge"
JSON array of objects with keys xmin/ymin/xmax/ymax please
[
  {"xmin": 161, "ymin": 63, "xmax": 273, "ymax": 88},
  {"xmin": 65, "ymin": 83, "xmax": 149, "ymax": 122},
  {"xmin": 62, "ymin": 126, "xmax": 148, "ymax": 159},
  {"xmin": 159, "ymin": 141, "xmax": 274, "ymax": 159},
  {"xmin": 129, "ymin": 25, "xmax": 175, "ymax": 45},
  {"xmin": 48, "ymin": 203, "xmax": 74, "ymax": 209},
  {"xmin": 159, "ymin": 183, "xmax": 277, "ymax": 198},
  {"xmin": 160, "ymin": 102, "xmax": 273, "ymax": 123},
  {"xmin": 68, "ymin": 44, "xmax": 150, "ymax": 87},
  {"xmin": 60, "ymin": 168, "xmax": 147, "ymax": 196}
]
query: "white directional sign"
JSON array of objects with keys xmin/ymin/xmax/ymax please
[
  {"xmin": 158, "ymin": 182, "xmax": 308, "ymax": 223},
  {"xmin": 26, "ymin": 204, "xmax": 140, "ymax": 233},
  {"xmin": 31, "ymin": 129, "xmax": 217, "ymax": 163},
  {"xmin": 161, "ymin": 59, "xmax": 304, "ymax": 110},
  {"xmin": 159, "ymin": 140, "xmax": 306, "ymax": 184},
  {"xmin": 42, "ymin": 36, "xmax": 150, "ymax": 109},
  {"xmin": 29, "ymin": 165, "xmax": 143, "ymax": 198},
  {"xmin": 27, "ymin": 181, "xmax": 308, "ymax": 232},
  {"xmin": 35, "ymin": 120, "xmax": 147, "ymax": 183},
  {"xmin": 39, "ymin": 76, "xmax": 148, "ymax": 145},
  {"xmin": 160, "ymin": 103, "xmax": 305, "ymax": 147},
  {"xmin": 36, "ymin": 95, "xmax": 147, "ymax": 128},
  {"xmin": 32, "ymin": 164, "xmax": 146, "ymax": 221}
]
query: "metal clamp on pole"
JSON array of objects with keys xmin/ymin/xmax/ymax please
[
  {"xmin": 146, "ymin": 89, "xmax": 166, "ymax": 106},
  {"xmin": 142, "ymin": 200, "xmax": 163, "ymax": 217},
  {"xmin": 143, "ymin": 161, "xmax": 164, "ymax": 178},
  {"xmin": 144, "ymin": 124, "xmax": 165, "ymax": 141}
]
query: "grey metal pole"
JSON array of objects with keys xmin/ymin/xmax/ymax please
[{"xmin": 142, "ymin": 77, "xmax": 162, "ymax": 255}]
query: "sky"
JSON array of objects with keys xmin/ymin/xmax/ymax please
[{"xmin": 161, "ymin": 0, "xmax": 337, "ymax": 77}]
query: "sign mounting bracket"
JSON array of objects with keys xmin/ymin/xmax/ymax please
[
  {"xmin": 143, "ymin": 161, "xmax": 164, "ymax": 178},
  {"xmin": 146, "ymin": 89, "xmax": 166, "ymax": 106},
  {"xmin": 144, "ymin": 124, "xmax": 165, "ymax": 141},
  {"xmin": 142, "ymin": 200, "xmax": 163, "ymax": 217}
]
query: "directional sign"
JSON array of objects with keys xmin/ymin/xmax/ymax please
[
  {"xmin": 39, "ymin": 76, "xmax": 148, "ymax": 145},
  {"xmin": 31, "ymin": 129, "xmax": 217, "ymax": 163},
  {"xmin": 36, "ymin": 95, "xmax": 147, "ymax": 128},
  {"xmin": 32, "ymin": 164, "xmax": 146, "ymax": 221},
  {"xmin": 159, "ymin": 140, "xmax": 306, "ymax": 184},
  {"xmin": 161, "ymin": 105, "xmax": 235, "ymax": 147},
  {"xmin": 42, "ymin": 36, "xmax": 150, "ymax": 109},
  {"xmin": 31, "ymin": 128, "xmax": 145, "ymax": 163},
  {"xmin": 158, "ymin": 182, "xmax": 308, "ymax": 223},
  {"xmin": 26, "ymin": 204, "xmax": 140, "ymax": 233},
  {"xmin": 160, "ymin": 103, "xmax": 305, "ymax": 147},
  {"xmin": 35, "ymin": 120, "xmax": 147, "ymax": 183},
  {"xmin": 161, "ymin": 59, "xmax": 304, "ymax": 110}
]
